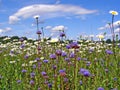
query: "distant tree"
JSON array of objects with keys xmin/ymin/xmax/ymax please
[
  {"xmin": 106, "ymin": 39, "xmax": 112, "ymax": 43},
  {"xmin": 21, "ymin": 37, "xmax": 28, "ymax": 40},
  {"xmin": 11, "ymin": 36, "xmax": 19, "ymax": 40}
]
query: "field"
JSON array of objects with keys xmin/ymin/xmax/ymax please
[{"xmin": 0, "ymin": 36, "xmax": 119, "ymax": 90}]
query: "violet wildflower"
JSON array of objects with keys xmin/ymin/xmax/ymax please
[
  {"xmin": 50, "ymin": 54, "xmax": 56, "ymax": 59},
  {"xmin": 61, "ymin": 52, "xmax": 67, "ymax": 57},
  {"xmin": 37, "ymin": 46, "xmax": 41, "ymax": 50},
  {"xmin": 59, "ymin": 69, "xmax": 66, "ymax": 77},
  {"xmin": 64, "ymin": 78, "xmax": 68, "ymax": 82},
  {"xmin": 19, "ymin": 37, "xmax": 24, "ymax": 42},
  {"xmin": 56, "ymin": 50, "xmax": 62, "ymax": 56},
  {"xmin": 89, "ymin": 48, "xmax": 94, "ymax": 53},
  {"xmin": 97, "ymin": 87, "xmax": 104, "ymax": 90},
  {"xmin": 64, "ymin": 58, "xmax": 70, "ymax": 62},
  {"xmin": 30, "ymin": 80, "xmax": 35, "ymax": 85},
  {"xmin": 20, "ymin": 44, "xmax": 25, "ymax": 48},
  {"xmin": 66, "ymin": 44, "xmax": 71, "ymax": 49},
  {"xmin": 105, "ymin": 50, "xmax": 113, "ymax": 55},
  {"xmin": 33, "ymin": 64, "xmax": 36, "ymax": 69},
  {"xmin": 83, "ymin": 71, "xmax": 91, "ymax": 77},
  {"xmin": 24, "ymin": 54, "xmax": 29, "ymax": 59},
  {"xmin": 86, "ymin": 61, "xmax": 91, "ymax": 66},
  {"xmin": 105, "ymin": 68, "xmax": 109, "ymax": 73},
  {"xmin": 70, "ymin": 42, "xmax": 79, "ymax": 49},
  {"xmin": 22, "ymin": 69, "xmax": 27, "ymax": 73},
  {"xmin": 36, "ymin": 58, "xmax": 40, "ymax": 61},
  {"xmin": 43, "ymin": 59, "xmax": 49, "ymax": 63},
  {"xmin": 60, "ymin": 32, "xmax": 65, "ymax": 37},
  {"xmin": 36, "ymin": 30, "xmax": 42, "ymax": 34},
  {"xmin": 113, "ymin": 77, "xmax": 117, "ymax": 81},
  {"xmin": 10, "ymin": 50, "xmax": 14, "ymax": 54},
  {"xmin": 17, "ymin": 80, "xmax": 21, "ymax": 84},
  {"xmin": 79, "ymin": 68, "xmax": 91, "ymax": 77},
  {"xmin": 53, "ymin": 65, "xmax": 57, "ymax": 70},
  {"xmin": 79, "ymin": 80, "xmax": 82, "ymax": 85},
  {"xmin": 48, "ymin": 83, "xmax": 52, "ymax": 88},
  {"xmin": 41, "ymin": 71, "xmax": 47, "ymax": 76},
  {"xmin": 30, "ymin": 72, "xmax": 35, "ymax": 78},
  {"xmin": 77, "ymin": 57, "xmax": 81, "ymax": 61},
  {"xmin": 37, "ymin": 62, "xmax": 41, "ymax": 68},
  {"xmin": 38, "ymin": 87, "xmax": 41, "ymax": 90},
  {"xmin": 70, "ymin": 52, "xmax": 75, "ymax": 58}
]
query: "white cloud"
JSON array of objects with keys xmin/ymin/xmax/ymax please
[
  {"xmin": 52, "ymin": 25, "xmax": 67, "ymax": 31},
  {"xmin": 115, "ymin": 28, "xmax": 120, "ymax": 33},
  {"xmin": 45, "ymin": 26, "xmax": 52, "ymax": 30},
  {"xmin": 98, "ymin": 20, "xmax": 120, "ymax": 30},
  {"xmin": 9, "ymin": 16, "xmax": 20, "ymax": 24},
  {"xmin": 0, "ymin": 27, "xmax": 12, "ymax": 34},
  {"xmin": 9, "ymin": 4, "xmax": 97, "ymax": 24}
]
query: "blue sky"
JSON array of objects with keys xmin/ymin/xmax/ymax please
[{"xmin": 0, "ymin": 0, "xmax": 120, "ymax": 40}]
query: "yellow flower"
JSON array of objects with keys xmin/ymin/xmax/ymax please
[{"xmin": 109, "ymin": 10, "xmax": 118, "ymax": 15}]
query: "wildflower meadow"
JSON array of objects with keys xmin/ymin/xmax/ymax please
[{"xmin": 0, "ymin": 11, "xmax": 120, "ymax": 90}]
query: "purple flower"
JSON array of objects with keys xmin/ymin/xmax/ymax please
[
  {"xmin": 59, "ymin": 69, "xmax": 65, "ymax": 73},
  {"xmin": 36, "ymin": 30, "xmax": 42, "ymax": 34},
  {"xmin": 79, "ymin": 80, "xmax": 82, "ymax": 85},
  {"xmin": 53, "ymin": 65, "xmax": 57, "ymax": 70},
  {"xmin": 60, "ymin": 32, "xmax": 65, "ymax": 37},
  {"xmin": 38, "ymin": 87, "xmax": 41, "ymax": 90},
  {"xmin": 64, "ymin": 58, "xmax": 70, "ymax": 61},
  {"xmin": 56, "ymin": 50, "xmax": 62, "ymax": 56},
  {"xmin": 20, "ymin": 44, "xmax": 25, "ymax": 48},
  {"xmin": 70, "ymin": 52, "xmax": 75, "ymax": 58},
  {"xmin": 113, "ymin": 77, "xmax": 117, "ymax": 81},
  {"xmin": 66, "ymin": 44, "xmax": 71, "ymax": 49},
  {"xmin": 19, "ymin": 38, "xmax": 24, "ymax": 42},
  {"xmin": 48, "ymin": 83, "xmax": 52, "ymax": 88},
  {"xmin": 22, "ymin": 69, "xmax": 27, "ymax": 73},
  {"xmin": 105, "ymin": 68, "xmax": 109, "ymax": 73},
  {"xmin": 17, "ymin": 80, "xmax": 21, "ymax": 83},
  {"xmin": 70, "ymin": 42, "xmax": 79, "ymax": 49},
  {"xmin": 77, "ymin": 57, "xmax": 81, "ymax": 61},
  {"xmin": 105, "ymin": 50, "xmax": 113, "ymax": 55},
  {"xmin": 30, "ymin": 72, "xmax": 35, "ymax": 78},
  {"xmin": 79, "ymin": 68, "xmax": 91, "ymax": 77},
  {"xmin": 30, "ymin": 80, "xmax": 34, "ymax": 85},
  {"xmin": 89, "ymin": 48, "xmax": 94, "ymax": 53},
  {"xmin": 61, "ymin": 52, "xmax": 67, "ymax": 57},
  {"xmin": 24, "ymin": 54, "xmax": 29, "ymax": 59},
  {"xmin": 36, "ymin": 58, "xmax": 40, "ymax": 61},
  {"xmin": 10, "ymin": 50, "xmax": 14, "ymax": 54},
  {"xmin": 59, "ymin": 69, "xmax": 66, "ymax": 77},
  {"xmin": 33, "ymin": 64, "xmax": 36, "ymax": 69},
  {"xmin": 83, "ymin": 71, "xmax": 91, "ymax": 77},
  {"xmin": 50, "ymin": 54, "xmax": 56, "ymax": 59},
  {"xmin": 97, "ymin": 87, "xmax": 104, "ymax": 90},
  {"xmin": 43, "ymin": 60, "xmax": 49, "ymax": 63},
  {"xmin": 86, "ymin": 61, "xmax": 91, "ymax": 66},
  {"xmin": 64, "ymin": 78, "xmax": 68, "ymax": 82},
  {"xmin": 41, "ymin": 71, "xmax": 47, "ymax": 76}
]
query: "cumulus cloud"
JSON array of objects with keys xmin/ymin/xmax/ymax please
[
  {"xmin": 0, "ymin": 27, "xmax": 12, "ymax": 34},
  {"xmin": 52, "ymin": 25, "xmax": 67, "ymax": 31},
  {"xmin": 114, "ymin": 28, "xmax": 120, "ymax": 33},
  {"xmin": 45, "ymin": 26, "xmax": 52, "ymax": 30},
  {"xmin": 9, "ymin": 4, "xmax": 97, "ymax": 24},
  {"xmin": 98, "ymin": 20, "xmax": 120, "ymax": 30}
]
